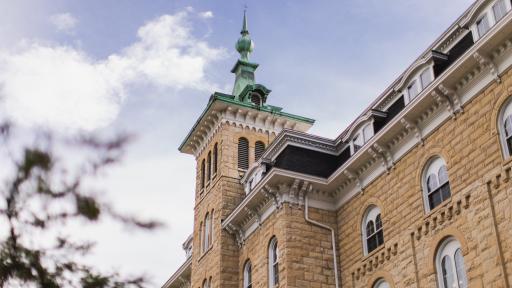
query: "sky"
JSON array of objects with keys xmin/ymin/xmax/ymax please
[{"xmin": 0, "ymin": 0, "xmax": 475, "ymax": 286}]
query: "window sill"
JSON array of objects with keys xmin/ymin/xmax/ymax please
[
  {"xmin": 423, "ymin": 197, "xmax": 452, "ymax": 219},
  {"xmin": 197, "ymin": 245, "xmax": 213, "ymax": 263},
  {"xmin": 362, "ymin": 244, "xmax": 385, "ymax": 261}
]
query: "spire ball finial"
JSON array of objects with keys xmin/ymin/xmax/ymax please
[{"xmin": 236, "ymin": 9, "xmax": 254, "ymax": 61}]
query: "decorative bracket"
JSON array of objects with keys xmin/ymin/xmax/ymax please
[
  {"xmin": 400, "ymin": 118, "xmax": 424, "ymax": 145},
  {"xmin": 431, "ymin": 90, "xmax": 455, "ymax": 118},
  {"xmin": 438, "ymin": 84, "xmax": 463, "ymax": 114},
  {"xmin": 343, "ymin": 169, "xmax": 363, "ymax": 192},
  {"xmin": 263, "ymin": 185, "xmax": 282, "ymax": 209},
  {"xmin": 373, "ymin": 142, "xmax": 394, "ymax": 169},
  {"xmin": 473, "ymin": 51, "xmax": 501, "ymax": 83},
  {"xmin": 244, "ymin": 207, "xmax": 261, "ymax": 227},
  {"xmin": 367, "ymin": 147, "xmax": 388, "ymax": 172},
  {"xmin": 226, "ymin": 223, "xmax": 245, "ymax": 248}
]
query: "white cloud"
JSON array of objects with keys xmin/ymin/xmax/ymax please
[
  {"xmin": 50, "ymin": 13, "xmax": 78, "ymax": 34},
  {"xmin": 0, "ymin": 10, "xmax": 226, "ymax": 132},
  {"xmin": 199, "ymin": 11, "xmax": 214, "ymax": 19}
]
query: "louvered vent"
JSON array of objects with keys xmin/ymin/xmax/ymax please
[
  {"xmin": 213, "ymin": 143, "xmax": 218, "ymax": 175},
  {"xmin": 238, "ymin": 137, "xmax": 249, "ymax": 170},
  {"xmin": 255, "ymin": 141, "xmax": 265, "ymax": 161}
]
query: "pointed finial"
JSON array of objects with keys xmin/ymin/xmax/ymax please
[
  {"xmin": 236, "ymin": 9, "xmax": 254, "ymax": 61},
  {"xmin": 241, "ymin": 7, "xmax": 249, "ymax": 35}
]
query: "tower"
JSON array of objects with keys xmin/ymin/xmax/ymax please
[{"xmin": 178, "ymin": 11, "xmax": 314, "ymax": 288}]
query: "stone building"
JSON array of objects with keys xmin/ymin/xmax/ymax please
[{"xmin": 163, "ymin": 0, "xmax": 512, "ymax": 287}]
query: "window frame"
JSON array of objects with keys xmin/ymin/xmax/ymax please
[
  {"xmin": 362, "ymin": 206, "xmax": 384, "ymax": 255},
  {"xmin": 498, "ymin": 98, "xmax": 512, "ymax": 158},
  {"xmin": 436, "ymin": 237, "xmax": 468, "ymax": 288},
  {"xmin": 422, "ymin": 157, "xmax": 452, "ymax": 212},
  {"xmin": 493, "ymin": 0, "xmax": 508, "ymax": 22},
  {"xmin": 268, "ymin": 237, "xmax": 279, "ymax": 287},
  {"xmin": 204, "ymin": 212, "xmax": 211, "ymax": 251},
  {"xmin": 373, "ymin": 278, "xmax": 391, "ymax": 288},
  {"xmin": 244, "ymin": 260, "xmax": 253, "ymax": 288}
]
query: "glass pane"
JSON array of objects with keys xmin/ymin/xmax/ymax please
[
  {"xmin": 420, "ymin": 69, "xmax": 433, "ymax": 89},
  {"xmin": 363, "ymin": 125, "xmax": 373, "ymax": 143},
  {"xmin": 505, "ymin": 116, "xmax": 512, "ymax": 136},
  {"xmin": 477, "ymin": 15, "xmax": 490, "ymax": 37},
  {"xmin": 427, "ymin": 174, "xmax": 439, "ymax": 192},
  {"xmin": 507, "ymin": 137, "xmax": 512, "ymax": 156},
  {"xmin": 376, "ymin": 229, "xmax": 384, "ymax": 246},
  {"xmin": 438, "ymin": 165, "xmax": 449, "ymax": 184},
  {"xmin": 366, "ymin": 221, "xmax": 375, "ymax": 236},
  {"xmin": 367, "ymin": 234, "xmax": 378, "ymax": 253},
  {"xmin": 493, "ymin": 0, "xmax": 507, "ymax": 22},
  {"xmin": 274, "ymin": 263, "xmax": 279, "ymax": 284},
  {"xmin": 440, "ymin": 183, "xmax": 451, "ymax": 202},
  {"xmin": 455, "ymin": 249, "xmax": 468, "ymax": 288},
  {"xmin": 375, "ymin": 214, "xmax": 382, "ymax": 230},
  {"xmin": 408, "ymin": 81, "xmax": 419, "ymax": 100},
  {"xmin": 429, "ymin": 190, "xmax": 443, "ymax": 210},
  {"xmin": 441, "ymin": 256, "xmax": 455, "ymax": 288}
]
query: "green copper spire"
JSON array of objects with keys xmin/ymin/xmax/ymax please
[
  {"xmin": 232, "ymin": 10, "xmax": 258, "ymax": 98},
  {"xmin": 235, "ymin": 10, "xmax": 254, "ymax": 61}
]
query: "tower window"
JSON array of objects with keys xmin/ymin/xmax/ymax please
[
  {"xmin": 238, "ymin": 137, "xmax": 249, "ymax": 170},
  {"xmin": 251, "ymin": 93, "xmax": 262, "ymax": 106},
  {"xmin": 268, "ymin": 237, "xmax": 279, "ymax": 287},
  {"xmin": 255, "ymin": 141, "xmax": 265, "ymax": 161},
  {"xmin": 407, "ymin": 80, "xmax": 420, "ymax": 101},
  {"xmin": 423, "ymin": 157, "xmax": 451, "ymax": 211},
  {"xmin": 373, "ymin": 279, "xmax": 391, "ymax": 288},
  {"xmin": 213, "ymin": 143, "xmax": 218, "ymax": 176},
  {"xmin": 244, "ymin": 260, "xmax": 252, "ymax": 288},
  {"xmin": 420, "ymin": 68, "xmax": 433, "ymax": 89},
  {"xmin": 201, "ymin": 159, "xmax": 206, "ymax": 189},
  {"xmin": 207, "ymin": 151, "xmax": 212, "ymax": 182}
]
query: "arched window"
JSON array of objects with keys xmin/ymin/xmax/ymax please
[
  {"xmin": 251, "ymin": 92, "xmax": 262, "ymax": 106},
  {"xmin": 213, "ymin": 143, "xmax": 218, "ymax": 176},
  {"xmin": 208, "ymin": 277, "xmax": 212, "ymax": 288},
  {"xmin": 243, "ymin": 260, "xmax": 252, "ymax": 288},
  {"xmin": 436, "ymin": 238, "xmax": 468, "ymax": 288},
  {"xmin": 373, "ymin": 279, "xmax": 391, "ymax": 288},
  {"xmin": 210, "ymin": 210, "xmax": 214, "ymax": 247},
  {"xmin": 255, "ymin": 141, "xmax": 265, "ymax": 161},
  {"xmin": 423, "ymin": 157, "xmax": 451, "ymax": 211},
  {"xmin": 362, "ymin": 206, "xmax": 384, "ymax": 255},
  {"xmin": 207, "ymin": 151, "xmax": 212, "ymax": 182},
  {"xmin": 499, "ymin": 99, "xmax": 512, "ymax": 157},
  {"xmin": 238, "ymin": 137, "xmax": 249, "ymax": 170},
  {"xmin": 199, "ymin": 221, "xmax": 203, "ymax": 253},
  {"xmin": 202, "ymin": 278, "xmax": 209, "ymax": 288},
  {"xmin": 204, "ymin": 213, "xmax": 211, "ymax": 251},
  {"xmin": 201, "ymin": 159, "xmax": 206, "ymax": 190},
  {"xmin": 268, "ymin": 237, "xmax": 279, "ymax": 287}
]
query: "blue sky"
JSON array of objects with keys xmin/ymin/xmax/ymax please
[{"xmin": 0, "ymin": 0, "xmax": 474, "ymax": 285}]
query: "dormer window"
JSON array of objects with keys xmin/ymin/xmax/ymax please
[
  {"xmin": 407, "ymin": 80, "xmax": 420, "ymax": 101},
  {"xmin": 493, "ymin": 0, "xmax": 507, "ymax": 22},
  {"xmin": 351, "ymin": 123, "xmax": 374, "ymax": 154},
  {"xmin": 250, "ymin": 92, "xmax": 262, "ymax": 106},
  {"xmin": 477, "ymin": 15, "xmax": 490, "ymax": 37},
  {"xmin": 420, "ymin": 68, "xmax": 433, "ymax": 89}
]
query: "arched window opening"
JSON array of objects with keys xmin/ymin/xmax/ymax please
[
  {"xmin": 255, "ymin": 141, "xmax": 265, "ymax": 161},
  {"xmin": 362, "ymin": 206, "xmax": 384, "ymax": 255},
  {"xmin": 207, "ymin": 151, "xmax": 212, "ymax": 182},
  {"xmin": 436, "ymin": 238, "xmax": 468, "ymax": 288},
  {"xmin": 499, "ymin": 99, "xmax": 512, "ymax": 157},
  {"xmin": 202, "ymin": 278, "xmax": 209, "ymax": 288},
  {"xmin": 201, "ymin": 159, "xmax": 206, "ymax": 190},
  {"xmin": 208, "ymin": 277, "xmax": 212, "ymax": 288},
  {"xmin": 238, "ymin": 137, "xmax": 249, "ymax": 170},
  {"xmin": 423, "ymin": 157, "xmax": 451, "ymax": 211},
  {"xmin": 199, "ymin": 221, "xmax": 203, "ymax": 253},
  {"xmin": 210, "ymin": 210, "xmax": 214, "ymax": 247},
  {"xmin": 204, "ymin": 213, "xmax": 211, "ymax": 251},
  {"xmin": 373, "ymin": 279, "xmax": 391, "ymax": 288},
  {"xmin": 251, "ymin": 93, "xmax": 262, "ymax": 106},
  {"xmin": 213, "ymin": 143, "xmax": 218, "ymax": 176},
  {"xmin": 268, "ymin": 237, "xmax": 279, "ymax": 287},
  {"xmin": 244, "ymin": 260, "xmax": 252, "ymax": 288}
]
